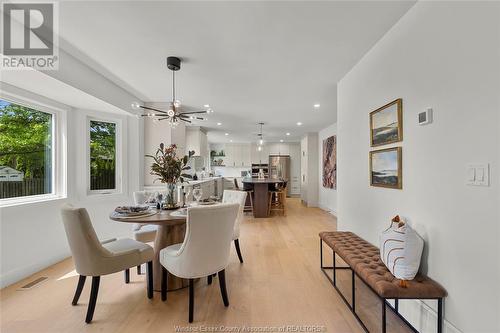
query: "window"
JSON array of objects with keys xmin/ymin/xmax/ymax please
[
  {"xmin": 89, "ymin": 120, "xmax": 117, "ymax": 192},
  {"xmin": 0, "ymin": 99, "xmax": 54, "ymax": 199}
]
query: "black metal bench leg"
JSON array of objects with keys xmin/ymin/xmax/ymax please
[
  {"xmin": 333, "ymin": 251, "xmax": 336, "ymax": 286},
  {"xmin": 351, "ymin": 269, "xmax": 355, "ymax": 312},
  {"xmin": 382, "ymin": 299, "xmax": 387, "ymax": 333},
  {"xmin": 395, "ymin": 298, "xmax": 399, "ymax": 313},
  {"xmin": 319, "ymin": 238, "xmax": 323, "ymax": 268},
  {"xmin": 437, "ymin": 298, "xmax": 443, "ymax": 333}
]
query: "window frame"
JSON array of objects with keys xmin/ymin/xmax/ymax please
[
  {"xmin": 86, "ymin": 116, "xmax": 122, "ymax": 196},
  {"xmin": 0, "ymin": 93, "xmax": 67, "ymax": 207}
]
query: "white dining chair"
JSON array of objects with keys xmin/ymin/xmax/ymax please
[
  {"xmin": 159, "ymin": 203, "xmax": 239, "ymax": 323},
  {"xmin": 222, "ymin": 190, "xmax": 247, "ymax": 264},
  {"xmin": 132, "ymin": 190, "xmax": 159, "ymax": 274},
  {"xmin": 60, "ymin": 204, "xmax": 154, "ymax": 323}
]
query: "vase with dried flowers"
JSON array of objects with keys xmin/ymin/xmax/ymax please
[{"xmin": 146, "ymin": 143, "xmax": 194, "ymax": 209}]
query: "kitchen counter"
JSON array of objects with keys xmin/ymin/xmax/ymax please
[{"xmin": 242, "ymin": 178, "xmax": 286, "ymax": 218}]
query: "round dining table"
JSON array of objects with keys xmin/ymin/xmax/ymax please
[{"xmin": 110, "ymin": 209, "xmax": 187, "ymax": 292}]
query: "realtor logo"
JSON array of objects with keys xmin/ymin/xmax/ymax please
[{"xmin": 1, "ymin": 2, "xmax": 59, "ymax": 70}]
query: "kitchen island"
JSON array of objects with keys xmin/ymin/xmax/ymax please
[{"xmin": 242, "ymin": 178, "xmax": 286, "ymax": 218}]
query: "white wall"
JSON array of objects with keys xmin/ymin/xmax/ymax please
[
  {"xmin": 300, "ymin": 133, "xmax": 319, "ymax": 207},
  {"xmin": 318, "ymin": 123, "xmax": 337, "ymax": 214},
  {"xmin": 143, "ymin": 102, "xmax": 186, "ymax": 186},
  {"xmin": 0, "ymin": 80, "xmax": 143, "ymax": 288},
  {"xmin": 337, "ymin": 2, "xmax": 500, "ymax": 332}
]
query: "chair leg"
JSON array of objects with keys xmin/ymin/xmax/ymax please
[
  {"xmin": 207, "ymin": 275, "xmax": 212, "ymax": 285},
  {"xmin": 189, "ymin": 279, "xmax": 194, "ymax": 323},
  {"xmin": 218, "ymin": 269, "xmax": 229, "ymax": 307},
  {"xmin": 161, "ymin": 266, "xmax": 168, "ymax": 301},
  {"xmin": 72, "ymin": 275, "xmax": 86, "ymax": 305},
  {"xmin": 85, "ymin": 276, "xmax": 100, "ymax": 324},
  {"xmin": 249, "ymin": 192, "xmax": 254, "ymax": 213},
  {"xmin": 146, "ymin": 261, "xmax": 153, "ymax": 299},
  {"xmin": 124, "ymin": 268, "xmax": 130, "ymax": 284},
  {"xmin": 137, "ymin": 265, "xmax": 142, "ymax": 275},
  {"xmin": 234, "ymin": 239, "xmax": 244, "ymax": 263}
]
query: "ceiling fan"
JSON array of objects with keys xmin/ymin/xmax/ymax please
[{"xmin": 131, "ymin": 56, "xmax": 211, "ymax": 127}]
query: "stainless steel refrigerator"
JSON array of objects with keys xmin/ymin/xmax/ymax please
[{"xmin": 269, "ymin": 155, "xmax": 291, "ymax": 196}]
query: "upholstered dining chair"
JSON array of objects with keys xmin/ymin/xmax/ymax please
[
  {"xmin": 132, "ymin": 191, "xmax": 159, "ymax": 274},
  {"xmin": 222, "ymin": 190, "xmax": 247, "ymax": 264},
  {"xmin": 60, "ymin": 204, "xmax": 154, "ymax": 323},
  {"xmin": 159, "ymin": 203, "xmax": 240, "ymax": 323}
]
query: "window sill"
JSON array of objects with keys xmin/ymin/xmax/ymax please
[{"xmin": 0, "ymin": 194, "xmax": 67, "ymax": 208}]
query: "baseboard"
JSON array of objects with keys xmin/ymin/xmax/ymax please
[
  {"xmin": 319, "ymin": 204, "xmax": 337, "ymax": 217},
  {"xmin": 387, "ymin": 299, "xmax": 462, "ymax": 333},
  {"xmin": 0, "ymin": 253, "xmax": 69, "ymax": 289}
]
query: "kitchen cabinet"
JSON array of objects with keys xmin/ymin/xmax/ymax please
[
  {"xmin": 212, "ymin": 143, "xmax": 251, "ymax": 167},
  {"xmin": 186, "ymin": 127, "xmax": 208, "ymax": 160}
]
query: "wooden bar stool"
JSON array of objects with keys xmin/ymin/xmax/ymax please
[
  {"xmin": 234, "ymin": 178, "xmax": 254, "ymax": 214},
  {"xmin": 268, "ymin": 182, "xmax": 286, "ymax": 216}
]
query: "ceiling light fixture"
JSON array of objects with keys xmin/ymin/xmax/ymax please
[
  {"xmin": 286, "ymin": 132, "xmax": 290, "ymax": 136},
  {"xmin": 314, "ymin": 104, "xmax": 320, "ymax": 108},
  {"xmin": 256, "ymin": 122, "xmax": 265, "ymax": 149},
  {"xmin": 131, "ymin": 56, "xmax": 211, "ymax": 127},
  {"xmin": 280, "ymin": 139, "xmax": 284, "ymax": 142},
  {"xmin": 204, "ymin": 104, "xmax": 210, "ymax": 108},
  {"xmin": 297, "ymin": 122, "xmax": 302, "ymax": 126},
  {"xmin": 217, "ymin": 122, "xmax": 222, "ymax": 126},
  {"xmin": 225, "ymin": 133, "xmax": 229, "ymax": 136}
]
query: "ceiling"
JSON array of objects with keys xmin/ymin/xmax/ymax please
[{"xmin": 56, "ymin": 1, "xmax": 415, "ymax": 143}]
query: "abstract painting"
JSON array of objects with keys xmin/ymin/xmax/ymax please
[
  {"xmin": 370, "ymin": 99, "xmax": 403, "ymax": 146},
  {"xmin": 322, "ymin": 135, "xmax": 336, "ymax": 189},
  {"xmin": 370, "ymin": 147, "xmax": 402, "ymax": 189}
]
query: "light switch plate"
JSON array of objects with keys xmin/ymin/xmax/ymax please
[{"xmin": 466, "ymin": 163, "xmax": 489, "ymax": 186}]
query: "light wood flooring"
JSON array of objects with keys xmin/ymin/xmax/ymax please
[{"xmin": 0, "ymin": 198, "xmax": 411, "ymax": 332}]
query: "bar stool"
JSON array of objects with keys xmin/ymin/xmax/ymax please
[
  {"xmin": 234, "ymin": 179, "xmax": 254, "ymax": 214},
  {"xmin": 268, "ymin": 181, "xmax": 286, "ymax": 216}
]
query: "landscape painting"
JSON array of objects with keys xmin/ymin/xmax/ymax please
[
  {"xmin": 322, "ymin": 135, "xmax": 336, "ymax": 189},
  {"xmin": 370, "ymin": 99, "xmax": 402, "ymax": 146},
  {"xmin": 370, "ymin": 147, "xmax": 402, "ymax": 189}
]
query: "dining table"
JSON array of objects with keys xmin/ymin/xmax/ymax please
[
  {"xmin": 110, "ymin": 208, "xmax": 188, "ymax": 292},
  {"xmin": 241, "ymin": 178, "xmax": 286, "ymax": 218}
]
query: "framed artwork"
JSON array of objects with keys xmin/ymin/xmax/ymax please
[
  {"xmin": 322, "ymin": 135, "xmax": 336, "ymax": 189},
  {"xmin": 370, "ymin": 98, "xmax": 403, "ymax": 147},
  {"xmin": 370, "ymin": 147, "xmax": 402, "ymax": 189}
]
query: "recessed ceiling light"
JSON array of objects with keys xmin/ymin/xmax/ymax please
[
  {"xmin": 217, "ymin": 122, "xmax": 222, "ymax": 126},
  {"xmin": 314, "ymin": 103, "xmax": 320, "ymax": 108},
  {"xmin": 297, "ymin": 122, "xmax": 302, "ymax": 126},
  {"xmin": 286, "ymin": 132, "xmax": 290, "ymax": 136},
  {"xmin": 280, "ymin": 139, "xmax": 284, "ymax": 142},
  {"xmin": 225, "ymin": 133, "xmax": 229, "ymax": 136},
  {"xmin": 203, "ymin": 104, "xmax": 210, "ymax": 108},
  {"xmin": 230, "ymin": 139, "xmax": 233, "ymax": 142}
]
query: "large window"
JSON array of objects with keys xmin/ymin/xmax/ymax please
[
  {"xmin": 89, "ymin": 120, "xmax": 117, "ymax": 191},
  {"xmin": 0, "ymin": 99, "xmax": 53, "ymax": 199}
]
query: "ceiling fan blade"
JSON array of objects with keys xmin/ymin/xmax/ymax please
[
  {"xmin": 179, "ymin": 117, "xmax": 191, "ymax": 123},
  {"xmin": 140, "ymin": 105, "xmax": 169, "ymax": 114},
  {"xmin": 179, "ymin": 111, "xmax": 207, "ymax": 115},
  {"xmin": 157, "ymin": 117, "xmax": 170, "ymax": 121}
]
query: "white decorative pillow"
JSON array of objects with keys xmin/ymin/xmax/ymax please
[{"xmin": 379, "ymin": 221, "xmax": 424, "ymax": 280}]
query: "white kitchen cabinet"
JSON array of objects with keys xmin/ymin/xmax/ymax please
[{"xmin": 186, "ymin": 127, "xmax": 208, "ymax": 162}]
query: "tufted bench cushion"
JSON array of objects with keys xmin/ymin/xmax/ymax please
[{"xmin": 319, "ymin": 231, "xmax": 447, "ymax": 299}]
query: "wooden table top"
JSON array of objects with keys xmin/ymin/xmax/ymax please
[
  {"xmin": 241, "ymin": 178, "xmax": 286, "ymax": 184},
  {"xmin": 109, "ymin": 209, "xmax": 186, "ymax": 226}
]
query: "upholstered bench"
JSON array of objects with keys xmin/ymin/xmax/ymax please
[{"xmin": 319, "ymin": 231, "xmax": 446, "ymax": 333}]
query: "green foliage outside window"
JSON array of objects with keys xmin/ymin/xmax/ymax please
[{"xmin": 90, "ymin": 120, "xmax": 116, "ymax": 190}]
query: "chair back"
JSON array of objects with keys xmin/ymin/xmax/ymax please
[
  {"xmin": 60, "ymin": 204, "xmax": 110, "ymax": 276},
  {"xmin": 222, "ymin": 190, "xmax": 247, "ymax": 239},
  {"xmin": 179, "ymin": 203, "xmax": 239, "ymax": 277},
  {"xmin": 233, "ymin": 178, "xmax": 240, "ymax": 189}
]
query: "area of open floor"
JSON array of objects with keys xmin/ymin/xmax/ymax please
[{"xmin": 1, "ymin": 199, "xmax": 416, "ymax": 333}]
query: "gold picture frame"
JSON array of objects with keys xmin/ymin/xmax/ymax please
[
  {"xmin": 369, "ymin": 147, "xmax": 402, "ymax": 189},
  {"xmin": 370, "ymin": 98, "xmax": 403, "ymax": 147}
]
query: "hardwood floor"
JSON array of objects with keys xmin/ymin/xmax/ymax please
[{"xmin": 0, "ymin": 198, "xmax": 411, "ymax": 333}]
